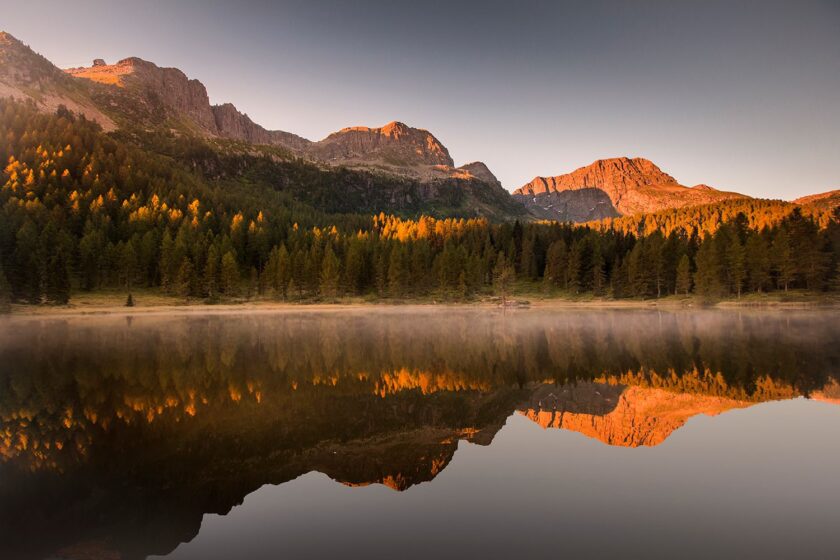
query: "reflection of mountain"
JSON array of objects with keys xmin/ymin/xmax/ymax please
[
  {"xmin": 1, "ymin": 310, "xmax": 839, "ymax": 559},
  {"xmin": 519, "ymin": 382, "xmax": 753, "ymax": 447}
]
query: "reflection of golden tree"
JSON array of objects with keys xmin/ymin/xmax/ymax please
[{"xmin": 1, "ymin": 311, "xmax": 837, "ymax": 471}]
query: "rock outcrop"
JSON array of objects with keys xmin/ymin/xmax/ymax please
[
  {"xmin": 513, "ymin": 157, "xmax": 748, "ymax": 220},
  {"xmin": 310, "ymin": 121, "xmax": 453, "ymax": 167},
  {"xmin": 454, "ymin": 161, "xmax": 502, "ymax": 186},
  {"xmin": 69, "ymin": 56, "xmax": 219, "ymax": 130}
]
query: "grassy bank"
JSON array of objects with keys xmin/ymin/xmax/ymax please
[{"xmin": 4, "ymin": 285, "xmax": 839, "ymax": 316}]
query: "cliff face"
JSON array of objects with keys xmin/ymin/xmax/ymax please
[
  {"xmin": 65, "ymin": 56, "xmax": 311, "ymax": 150},
  {"xmin": 513, "ymin": 157, "xmax": 748, "ymax": 220},
  {"xmin": 68, "ymin": 57, "xmax": 219, "ymax": 131},
  {"xmin": 210, "ymin": 102, "xmax": 311, "ymax": 150}
]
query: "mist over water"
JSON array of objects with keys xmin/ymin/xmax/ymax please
[{"xmin": 1, "ymin": 308, "xmax": 839, "ymax": 559}]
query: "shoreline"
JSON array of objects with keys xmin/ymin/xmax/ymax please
[{"xmin": 4, "ymin": 294, "xmax": 839, "ymax": 318}]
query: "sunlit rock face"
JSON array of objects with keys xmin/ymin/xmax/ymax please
[
  {"xmin": 311, "ymin": 121, "xmax": 454, "ymax": 167},
  {"xmin": 512, "ymin": 157, "xmax": 747, "ymax": 221},
  {"xmin": 518, "ymin": 382, "xmax": 754, "ymax": 447},
  {"xmin": 64, "ymin": 55, "xmax": 312, "ymax": 150}
]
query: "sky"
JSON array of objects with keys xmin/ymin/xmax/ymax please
[{"xmin": 2, "ymin": 0, "xmax": 839, "ymax": 198}]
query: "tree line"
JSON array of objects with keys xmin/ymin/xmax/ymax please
[{"xmin": 1, "ymin": 98, "xmax": 839, "ymax": 307}]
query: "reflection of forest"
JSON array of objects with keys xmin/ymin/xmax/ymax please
[{"xmin": 0, "ymin": 310, "xmax": 838, "ymax": 559}]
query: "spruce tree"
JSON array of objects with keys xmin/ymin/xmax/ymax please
[
  {"xmin": 0, "ymin": 262, "xmax": 11, "ymax": 313},
  {"xmin": 175, "ymin": 258, "xmax": 194, "ymax": 299},
  {"xmin": 493, "ymin": 251, "xmax": 515, "ymax": 305},
  {"xmin": 220, "ymin": 251, "xmax": 240, "ymax": 296},
  {"xmin": 675, "ymin": 254, "xmax": 692, "ymax": 295},
  {"xmin": 320, "ymin": 244, "xmax": 341, "ymax": 298}
]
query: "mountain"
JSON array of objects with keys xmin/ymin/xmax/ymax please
[
  {"xmin": 64, "ymin": 55, "xmax": 312, "ymax": 150},
  {"xmin": 3, "ymin": 31, "xmax": 837, "ymax": 225},
  {"xmin": 512, "ymin": 157, "xmax": 749, "ymax": 221},
  {"xmin": 63, "ymin": 54, "xmax": 502, "ymax": 184},
  {"xmin": 1, "ymin": 32, "xmax": 517, "ymax": 219}
]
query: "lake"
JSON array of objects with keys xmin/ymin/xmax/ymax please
[{"xmin": 1, "ymin": 308, "xmax": 839, "ymax": 560}]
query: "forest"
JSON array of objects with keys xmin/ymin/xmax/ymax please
[{"xmin": 1, "ymin": 98, "xmax": 839, "ymax": 307}]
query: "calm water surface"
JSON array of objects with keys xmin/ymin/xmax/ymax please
[{"xmin": 1, "ymin": 308, "xmax": 839, "ymax": 559}]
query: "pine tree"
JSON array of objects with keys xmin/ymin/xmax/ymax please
[
  {"xmin": 567, "ymin": 241, "xmax": 582, "ymax": 294},
  {"xmin": 121, "ymin": 240, "xmax": 139, "ymax": 291},
  {"xmin": 675, "ymin": 254, "xmax": 692, "ymax": 295},
  {"xmin": 388, "ymin": 244, "xmax": 408, "ymax": 297},
  {"xmin": 627, "ymin": 242, "xmax": 650, "ymax": 297},
  {"xmin": 745, "ymin": 233, "xmax": 770, "ymax": 292},
  {"xmin": 204, "ymin": 244, "xmax": 220, "ymax": 300},
  {"xmin": 493, "ymin": 251, "xmax": 515, "ymax": 305},
  {"xmin": 220, "ymin": 251, "xmax": 240, "ymax": 296},
  {"xmin": 343, "ymin": 239, "xmax": 365, "ymax": 295},
  {"xmin": 543, "ymin": 239, "xmax": 568, "ymax": 289},
  {"xmin": 160, "ymin": 230, "xmax": 175, "ymax": 292},
  {"xmin": 46, "ymin": 244, "xmax": 71, "ymax": 305},
  {"xmin": 175, "ymin": 257, "xmax": 193, "ymax": 299},
  {"xmin": 276, "ymin": 244, "xmax": 291, "ymax": 299},
  {"xmin": 320, "ymin": 244, "xmax": 341, "ymax": 298},
  {"xmin": 0, "ymin": 261, "xmax": 11, "ymax": 313},
  {"xmin": 694, "ymin": 237, "xmax": 722, "ymax": 296},
  {"xmin": 773, "ymin": 231, "xmax": 795, "ymax": 291},
  {"xmin": 519, "ymin": 231, "xmax": 538, "ymax": 280},
  {"xmin": 647, "ymin": 232, "xmax": 665, "ymax": 297},
  {"xmin": 591, "ymin": 243, "xmax": 607, "ymax": 296},
  {"xmin": 726, "ymin": 235, "xmax": 746, "ymax": 298}
]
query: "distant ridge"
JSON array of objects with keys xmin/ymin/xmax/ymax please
[{"xmin": 2, "ymin": 30, "xmax": 837, "ymax": 221}]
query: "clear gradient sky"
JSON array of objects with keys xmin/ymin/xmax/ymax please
[{"xmin": 3, "ymin": 0, "xmax": 839, "ymax": 198}]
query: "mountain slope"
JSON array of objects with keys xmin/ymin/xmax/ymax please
[
  {"xmin": 795, "ymin": 189, "xmax": 840, "ymax": 212},
  {"xmin": 0, "ymin": 31, "xmax": 116, "ymax": 130},
  {"xmin": 513, "ymin": 157, "xmax": 748, "ymax": 221}
]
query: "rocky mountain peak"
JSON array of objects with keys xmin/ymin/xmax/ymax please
[
  {"xmin": 512, "ymin": 156, "xmax": 745, "ymax": 220},
  {"xmin": 0, "ymin": 31, "xmax": 19, "ymax": 45},
  {"xmin": 513, "ymin": 156, "xmax": 679, "ymax": 197},
  {"xmin": 314, "ymin": 121, "xmax": 454, "ymax": 167},
  {"xmin": 455, "ymin": 162, "xmax": 501, "ymax": 186}
]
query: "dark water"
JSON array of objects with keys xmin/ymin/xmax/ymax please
[{"xmin": 1, "ymin": 308, "xmax": 839, "ymax": 560}]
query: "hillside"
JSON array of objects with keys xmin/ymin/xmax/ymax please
[{"xmin": 795, "ymin": 189, "xmax": 840, "ymax": 212}]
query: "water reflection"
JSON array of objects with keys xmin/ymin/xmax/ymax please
[{"xmin": 0, "ymin": 309, "xmax": 838, "ymax": 559}]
